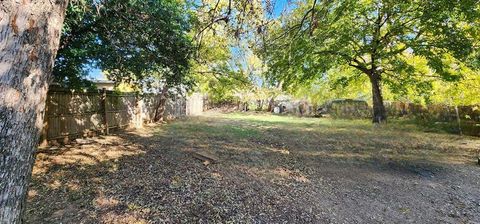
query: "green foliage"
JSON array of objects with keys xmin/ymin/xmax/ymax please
[
  {"xmin": 190, "ymin": 0, "xmax": 272, "ymax": 103},
  {"xmin": 289, "ymin": 66, "xmax": 371, "ymax": 105},
  {"xmin": 190, "ymin": 21, "xmax": 240, "ymax": 102},
  {"xmin": 197, "ymin": 66, "xmax": 253, "ymax": 103},
  {"xmin": 55, "ymin": 0, "xmax": 480, "ymax": 108},
  {"xmin": 53, "ymin": 2, "xmax": 98, "ymax": 90},
  {"xmin": 96, "ymin": 0, "xmax": 193, "ymax": 89},
  {"xmin": 263, "ymin": 0, "xmax": 480, "ymax": 108},
  {"xmin": 54, "ymin": 0, "xmax": 193, "ymax": 91}
]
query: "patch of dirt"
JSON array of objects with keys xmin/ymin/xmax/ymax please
[{"xmin": 26, "ymin": 113, "xmax": 480, "ymax": 223}]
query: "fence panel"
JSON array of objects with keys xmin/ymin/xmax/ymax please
[
  {"xmin": 41, "ymin": 90, "xmax": 204, "ymax": 142},
  {"xmin": 44, "ymin": 91, "xmax": 104, "ymax": 141},
  {"xmin": 106, "ymin": 94, "xmax": 136, "ymax": 128},
  {"xmin": 187, "ymin": 93, "xmax": 204, "ymax": 116}
]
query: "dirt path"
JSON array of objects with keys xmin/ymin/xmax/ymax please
[{"xmin": 26, "ymin": 113, "xmax": 480, "ymax": 223}]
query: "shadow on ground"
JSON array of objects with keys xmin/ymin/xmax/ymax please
[{"xmin": 26, "ymin": 113, "xmax": 480, "ymax": 223}]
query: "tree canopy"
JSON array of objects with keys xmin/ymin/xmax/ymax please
[
  {"xmin": 53, "ymin": 0, "xmax": 193, "ymax": 91},
  {"xmin": 263, "ymin": 0, "xmax": 480, "ymax": 122},
  {"xmin": 53, "ymin": 0, "xmax": 480, "ymax": 114}
]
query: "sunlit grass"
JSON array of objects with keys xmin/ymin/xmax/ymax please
[
  {"xmin": 168, "ymin": 112, "xmax": 480, "ymax": 165},
  {"xmin": 216, "ymin": 112, "xmax": 478, "ymax": 137},
  {"xmin": 218, "ymin": 112, "xmax": 374, "ymax": 130},
  {"xmin": 26, "ymin": 112, "xmax": 480, "ymax": 223}
]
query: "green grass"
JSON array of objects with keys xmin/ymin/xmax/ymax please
[
  {"xmin": 222, "ymin": 112, "xmax": 373, "ymax": 129},
  {"xmin": 222, "ymin": 112, "xmax": 479, "ymax": 137},
  {"xmin": 163, "ymin": 112, "xmax": 480, "ymax": 166}
]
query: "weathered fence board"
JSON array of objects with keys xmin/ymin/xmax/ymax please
[
  {"xmin": 41, "ymin": 90, "xmax": 203, "ymax": 143},
  {"xmin": 186, "ymin": 93, "xmax": 204, "ymax": 116},
  {"xmin": 322, "ymin": 99, "xmax": 480, "ymax": 122}
]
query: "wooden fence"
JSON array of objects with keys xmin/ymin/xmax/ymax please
[
  {"xmin": 40, "ymin": 89, "xmax": 203, "ymax": 143},
  {"xmin": 319, "ymin": 99, "xmax": 480, "ymax": 122},
  {"xmin": 186, "ymin": 92, "xmax": 204, "ymax": 116},
  {"xmin": 384, "ymin": 101, "xmax": 480, "ymax": 122}
]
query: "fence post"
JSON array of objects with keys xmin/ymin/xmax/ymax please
[
  {"xmin": 134, "ymin": 94, "xmax": 143, "ymax": 128},
  {"xmin": 101, "ymin": 88, "xmax": 109, "ymax": 135}
]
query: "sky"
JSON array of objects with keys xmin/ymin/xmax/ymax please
[
  {"xmin": 87, "ymin": 66, "xmax": 103, "ymax": 80},
  {"xmin": 272, "ymin": 0, "xmax": 293, "ymax": 18},
  {"xmin": 88, "ymin": 0, "xmax": 295, "ymax": 81}
]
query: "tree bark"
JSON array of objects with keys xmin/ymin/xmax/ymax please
[
  {"xmin": 369, "ymin": 73, "xmax": 387, "ymax": 123},
  {"xmin": 153, "ymin": 84, "xmax": 169, "ymax": 122},
  {"xmin": 454, "ymin": 105, "xmax": 462, "ymax": 135},
  {"xmin": 267, "ymin": 97, "xmax": 275, "ymax": 112},
  {"xmin": 0, "ymin": 1, "xmax": 68, "ymax": 223},
  {"xmin": 256, "ymin": 99, "xmax": 262, "ymax": 111}
]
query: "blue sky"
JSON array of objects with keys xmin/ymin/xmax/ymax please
[
  {"xmin": 87, "ymin": 66, "xmax": 103, "ymax": 80},
  {"xmin": 272, "ymin": 0, "xmax": 292, "ymax": 17}
]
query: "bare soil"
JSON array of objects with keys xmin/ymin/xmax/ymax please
[{"xmin": 26, "ymin": 112, "xmax": 480, "ymax": 223}]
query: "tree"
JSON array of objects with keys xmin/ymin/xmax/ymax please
[
  {"xmin": 0, "ymin": 1, "xmax": 68, "ymax": 223},
  {"xmin": 190, "ymin": 0, "xmax": 277, "ymax": 106},
  {"xmin": 1, "ymin": 0, "xmax": 193, "ymax": 221},
  {"xmin": 290, "ymin": 66, "xmax": 372, "ymax": 106},
  {"xmin": 94, "ymin": 0, "xmax": 193, "ymax": 122},
  {"xmin": 52, "ymin": 2, "xmax": 99, "ymax": 90},
  {"xmin": 53, "ymin": 0, "xmax": 194, "ymax": 120},
  {"xmin": 264, "ymin": 0, "xmax": 480, "ymax": 123}
]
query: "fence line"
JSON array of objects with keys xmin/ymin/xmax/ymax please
[
  {"xmin": 40, "ymin": 90, "xmax": 203, "ymax": 144},
  {"xmin": 384, "ymin": 101, "xmax": 480, "ymax": 122}
]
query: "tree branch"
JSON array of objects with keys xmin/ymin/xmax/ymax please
[
  {"xmin": 314, "ymin": 50, "xmax": 370, "ymax": 74},
  {"xmin": 294, "ymin": 0, "xmax": 318, "ymax": 38},
  {"xmin": 195, "ymin": 0, "xmax": 232, "ymax": 40}
]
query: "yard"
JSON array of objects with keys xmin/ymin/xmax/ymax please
[{"xmin": 26, "ymin": 112, "xmax": 480, "ymax": 223}]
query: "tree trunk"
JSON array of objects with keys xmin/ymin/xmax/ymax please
[
  {"xmin": 153, "ymin": 85, "xmax": 169, "ymax": 122},
  {"xmin": 267, "ymin": 97, "xmax": 275, "ymax": 112},
  {"xmin": 243, "ymin": 102, "xmax": 249, "ymax": 111},
  {"xmin": 256, "ymin": 99, "xmax": 262, "ymax": 111},
  {"xmin": 454, "ymin": 105, "xmax": 462, "ymax": 135},
  {"xmin": 0, "ymin": 1, "xmax": 68, "ymax": 223},
  {"xmin": 369, "ymin": 73, "xmax": 387, "ymax": 123}
]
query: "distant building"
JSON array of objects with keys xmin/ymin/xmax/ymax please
[{"xmin": 92, "ymin": 80, "xmax": 115, "ymax": 90}]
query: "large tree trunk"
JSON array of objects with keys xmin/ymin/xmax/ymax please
[
  {"xmin": 369, "ymin": 73, "xmax": 387, "ymax": 123},
  {"xmin": 153, "ymin": 85, "xmax": 169, "ymax": 122},
  {"xmin": 0, "ymin": 1, "xmax": 68, "ymax": 223}
]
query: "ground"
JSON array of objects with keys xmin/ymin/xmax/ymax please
[{"xmin": 26, "ymin": 112, "xmax": 480, "ymax": 223}]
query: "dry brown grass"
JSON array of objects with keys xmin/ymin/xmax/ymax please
[{"xmin": 26, "ymin": 112, "xmax": 480, "ymax": 223}]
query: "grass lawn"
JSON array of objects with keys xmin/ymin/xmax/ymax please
[{"xmin": 26, "ymin": 112, "xmax": 480, "ymax": 223}]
